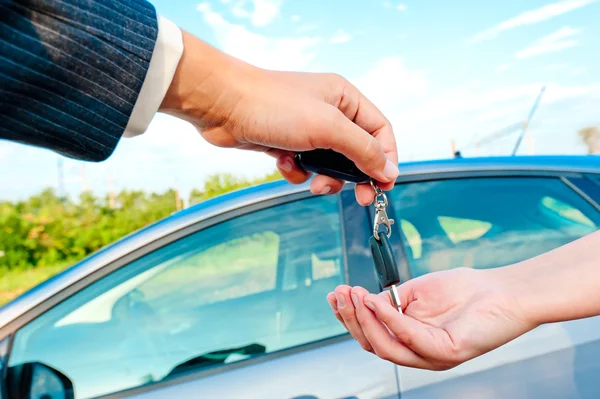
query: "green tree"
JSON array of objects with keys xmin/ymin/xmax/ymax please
[
  {"xmin": 0, "ymin": 170, "xmax": 283, "ymax": 272},
  {"xmin": 189, "ymin": 170, "xmax": 282, "ymax": 205}
]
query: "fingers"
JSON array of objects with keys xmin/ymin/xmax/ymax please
[
  {"xmin": 352, "ymin": 287, "xmax": 431, "ymax": 368},
  {"xmin": 332, "ymin": 285, "xmax": 373, "ymax": 353},
  {"xmin": 267, "ymin": 151, "xmax": 312, "ymax": 185},
  {"xmin": 310, "ymin": 174, "xmax": 346, "ymax": 195},
  {"xmin": 329, "ymin": 78, "xmax": 399, "ymax": 187},
  {"xmin": 363, "ymin": 293, "xmax": 448, "ymax": 362},
  {"xmin": 272, "ymin": 153, "xmax": 346, "ymax": 195},
  {"xmin": 326, "ymin": 292, "xmax": 347, "ymax": 329},
  {"xmin": 328, "ymin": 284, "xmax": 447, "ymax": 369},
  {"xmin": 351, "ymin": 91, "xmax": 399, "ymax": 169}
]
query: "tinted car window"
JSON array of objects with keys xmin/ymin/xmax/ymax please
[
  {"xmin": 392, "ymin": 177, "xmax": 600, "ymax": 277},
  {"xmin": 8, "ymin": 195, "xmax": 346, "ymax": 398}
]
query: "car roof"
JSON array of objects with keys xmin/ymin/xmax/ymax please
[{"xmin": 1, "ymin": 155, "xmax": 599, "ymax": 328}]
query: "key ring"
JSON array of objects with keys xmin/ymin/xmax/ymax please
[{"xmin": 370, "ymin": 180, "xmax": 394, "ymax": 240}]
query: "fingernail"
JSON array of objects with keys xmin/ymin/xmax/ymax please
[
  {"xmin": 327, "ymin": 294, "xmax": 337, "ymax": 312},
  {"xmin": 335, "ymin": 293, "xmax": 346, "ymax": 309},
  {"xmin": 351, "ymin": 294, "xmax": 360, "ymax": 308},
  {"xmin": 279, "ymin": 157, "xmax": 293, "ymax": 173},
  {"xmin": 365, "ymin": 301, "xmax": 376, "ymax": 311},
  {"xmin": 383, "ymin": 159, "xmax": 399, "ymax": 181},
  {"xmin": 320, "ymin": 186, "xmax": 331, "ymax": 195}
]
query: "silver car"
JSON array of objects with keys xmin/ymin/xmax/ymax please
[{"xmin": 1, "ymin": 155, "xmax": 600, "ymax": 399}]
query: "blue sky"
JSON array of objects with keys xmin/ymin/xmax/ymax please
[{"xmin": 1, "ymin": 0, "xmax": 599, "ymax": 201}]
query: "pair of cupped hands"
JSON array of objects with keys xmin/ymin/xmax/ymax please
[{"xmin": 162, "ymin": 31, "xmax": 541, "ymax": 370}]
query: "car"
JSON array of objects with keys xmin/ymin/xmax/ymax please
[{"xmin": 1, "ymin": 155, "xmax": 600, "ymax": 399}]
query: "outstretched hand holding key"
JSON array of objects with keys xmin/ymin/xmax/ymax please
[{"xmin": 321, "ymin": 161, "xmax": 600, "ymax": 371}]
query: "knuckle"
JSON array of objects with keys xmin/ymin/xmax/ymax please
[
  {"xmin": 433, "ymin": 361, "xmax": 457, "ymax": 371},
  {"xmin": 351, "ymin": 286, "xmax": 369, "ymax": 297},
  {"xmin": 395, "ymin": 329, "xmax": 414, "ymax": 349},
  {"xmin": 325, "ymin": 72, "xmax": 346, "ymax": 85},
  {"xmin": 374, "ymin": 345, "xmax": 392, "ymax": 362},
  {"xmin": 363, "ymin": 135, "xmax": 382, "ymax": 163},
  {"xmin": 360, "ymin": 341, "xmax": 373, "ymax": 352}
]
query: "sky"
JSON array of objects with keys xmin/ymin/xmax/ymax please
[{"xmin": 1, "ymin": 0, "xmax": 599, "ymax": 202}]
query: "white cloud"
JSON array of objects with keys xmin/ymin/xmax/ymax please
[
  {"xmin": 231, "ymin": 2, "xmax": 251, "ymax": 18},
  {"xmin": 347, "ymin": 56, "xmax": 600, "ymax": 159},
  {"xmin": 225, "ymin": 0, "xmax": 283, "ymax": 27},
  {"xmin": 383, "ymin": 0, "xmax": 406, "ymax": 10},
  {"xmin": 469, "ymin": 0, "xmax": 596, "ymax": 43},
  {"xmin": 570, "ymin": 66, "xmax": 587, "ymax": 75},
  {"xmin": 296, "ymin": 24, "xmax": 318, "ymax": 33},
  {"xmin": 494, "ymin": 62, "xmax": 515, "ymax": 72},
  {"xmin": 544, "ymin": 63, "xmax": 568, "ymax": 71},
  {"xmin": 196, "ymin": 3, "xmax": 321, "ymax": 71},
  {"xmin": 291, "ymin": 14, "xmax": 300, "ymax": 22},
  {"xmin": 350, "ymin": 57, "xmax": 429, "ymax": 116},
  {"xmin": 513, "ymin": 26, "xmax": 581, "ymax": 59},
  {"xmin": 330, "ymin": 29, "xmax": 351, "ymax": 44},
  {"xmin": 251, "ymin": 0, "xmax": 282, "ymax": 26}
]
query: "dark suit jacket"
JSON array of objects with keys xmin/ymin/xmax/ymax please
[{"xmin": 0, "ymin": 0, "xmax": 158, "ymax": 161}]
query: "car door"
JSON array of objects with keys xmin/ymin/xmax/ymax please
[
  {"xmin": 3, "ymin": 192, "xmax": 399, "ymax": 399},
  {"xmin": 388, "ymin": 171, "xmax": 600, "ymax": 398}
]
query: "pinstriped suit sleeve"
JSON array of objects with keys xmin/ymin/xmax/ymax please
[{"xmin": 0, "ymin": 0, "xmax": 163, "ymax": 162}]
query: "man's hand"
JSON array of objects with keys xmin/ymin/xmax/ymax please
[
  {"xmin": 159, "ymin": 31, "xmax": 399, "ymax": 206},
  {"xmin": 327, "ymin": 267, "xmax": 536, "ymax": 370}
]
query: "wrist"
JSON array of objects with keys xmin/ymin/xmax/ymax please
[
  {"xmin": 159, "ymin": 30, "xmax": 256, "ymax": 130},
  {"xmin": 487, "ymin": 262, "xmax": 545, "ymax": 330}
]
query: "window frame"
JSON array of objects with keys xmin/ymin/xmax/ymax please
[
  {"xmin": 387, "ymin": 169, "xmax": 600, "ymax": 280},
  {"xmin": 1, "ymin": 189, "xmax": 362, "ymax": 398}
]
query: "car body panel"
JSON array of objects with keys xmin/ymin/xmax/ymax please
[{"xmin": 115, "ymin": 338, "xmax": 399, "ymax": 399}]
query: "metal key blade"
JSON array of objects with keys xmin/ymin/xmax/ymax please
[{"xmin": 390, "ymin": 284, "xmax": 402, "ymax": 314}]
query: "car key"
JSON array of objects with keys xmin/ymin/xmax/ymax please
[
  {"xmin": 369, "ymin": 181, "xmax": 402, "ymax": 313},
  {"xmin": 294, "ymin": 149, "xmax": 402, "ymax": 312},
  {"xmin": 294, "ymin": 149, "xmax": 370, "ymax": 183}
]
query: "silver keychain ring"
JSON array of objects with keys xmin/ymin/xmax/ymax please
[{"xmin": 371, "ymin": 179, "xmax": 394, "ymax": 240}]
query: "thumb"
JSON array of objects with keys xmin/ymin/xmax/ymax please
[
  {"xmin": 312, "ymin": 105, "xmax": 399, "ymax": 184},
  {"xmin": 364, "ymin": 293, "xmax": 435, "ymax": 357}
]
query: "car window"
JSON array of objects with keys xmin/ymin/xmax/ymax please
[
  {"xmin": 392, "ymin": 177, "xmax": 600, "ymax": 278},
  {"xmin": 400, "ymin": 219, "xmax": 422, "ymax": 259},
  {"xmin": 7, "ymin": 195, "xmax": 346, "ymax": 399}
]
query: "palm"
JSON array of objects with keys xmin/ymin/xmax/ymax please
[{"xmin": 330, "ymin": 267, "xmax": 534, "ymax": 370}]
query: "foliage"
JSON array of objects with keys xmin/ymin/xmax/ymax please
[
  {"xmin": 188, "ymin": 170, "xmax": 282, "ymax": 205},
  {"xmin": 578, "ymin": 125, "xmax": 600, "ymax": 154},
  {"xmin": 0, "ymin": 171, "xmax": 283, "ymax": 272}
]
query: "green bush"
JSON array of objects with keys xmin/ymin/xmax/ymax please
[{"xmin": 0, "ymin": 171, "xmax": 283, "ymax": 272}]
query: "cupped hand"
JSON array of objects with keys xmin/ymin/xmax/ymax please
[
  {"xmin": 326, "ymin": 267, "xmax": 537, "ymax": 370},
  {"xmin": 160, "ymin": 31, "xmax": 399, "ymax": 206}
]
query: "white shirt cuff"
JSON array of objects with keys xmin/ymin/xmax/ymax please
[{"xmin": 123, "ymin": 16, "xmax": 184, "ymax": 138}]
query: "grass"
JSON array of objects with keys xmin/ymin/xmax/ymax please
[{"xmin": 0, "ymin": 263, "xmax": 72, "ymax": 306}]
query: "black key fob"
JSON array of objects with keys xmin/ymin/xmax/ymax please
[
  {"xmin": 369, "ymin": 231, "xmax": 400, "ymax": 289},
  {"xmin": 294, "ymin": 149, "xmax": 370, "ymax": 183}
]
